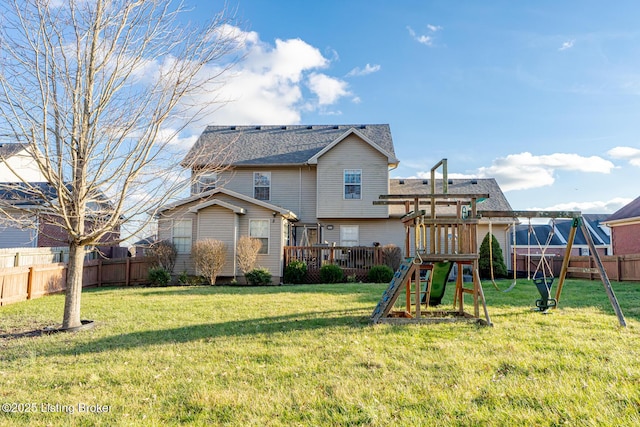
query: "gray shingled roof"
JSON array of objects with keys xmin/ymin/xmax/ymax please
[
  {"xmin": 388, "ymin": 178, "xmax": 513, "ymax": 216},
  {"xmin": 514, "ymin": 216, "xmax": 610, "ymax": 247},
  {"xmin": 605, "ymin": 195, "xmax": 640, "ymax": 222},
  {"xmin": 0, "ymin": 143, "xmax": 28, "ymax": 159},
  {"xmin": 183, "ymin": 124, "xmax": 395, "ymax": 167}
]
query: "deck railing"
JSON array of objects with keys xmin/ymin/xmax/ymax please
[{"xmin": 283, "ymin": 246, "xmax": 387, "ymax": 283}]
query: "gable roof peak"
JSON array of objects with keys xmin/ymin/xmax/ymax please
[{"xmin": 183, "ymin": 124, "xmax": 396, "ymax": 168}]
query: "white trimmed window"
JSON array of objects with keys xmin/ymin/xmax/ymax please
[
  {"xmin": 172, "ymin": 219, "xmax": 192, "ymax": 254},
  {"xmin": 254, "ymin": 172, "xmax": 271, "ymax": 201},
  {"xmin": 344, "ymin": 169, "xmax": 361, "ymax": 200},
  {"xmin": 249, "ymin": 219, "xmax": 269, "ymax": 254},
  {"xmin": 194, "ymin": 171, "xmax": 217, "ymax": 193},
  {"xmin": 340, "ymin": 225, "xmax": 359, "ymax": 247}
]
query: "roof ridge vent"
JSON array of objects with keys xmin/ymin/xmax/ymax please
[
  {"xmin": 230, "ymin": 126, "xmax": 236, "ymax": 130},
  {"xmin": 422, "ymin": 179, "xmax": 428, "ymax": 185},
  {"xmin": 255, "ymin": 126, "xmax": 261, "ymax": 130},
  {"xmin": 307, "ymin": 125, "xmax": 313, "ymax": 129},
  {"xmin": 399, "ymin": 179, "xmax": 405, "ymax": 185},
  {"xmin": 471, "ymin": 179, "xmax": 478, "ymax": 184},
  {"xmin": 359, "ymin": 125, "xmax": 366, "ymax": 129}
]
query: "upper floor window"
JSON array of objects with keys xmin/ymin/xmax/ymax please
[
  {"xmin": 193, "ymin": 171, "xmax": 217, "ymax": 193},
  {"xmin": 172, "ymin": 219, "xmax": 192, "ymax": 254},
  {"xmin": 344, "ymin": 169, "xmax": 361, "ymax": 200},
  {"xmin": 254, "ymin": 172, "xmax": 271, "ymax": 201}
]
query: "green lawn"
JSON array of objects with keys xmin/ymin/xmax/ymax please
[{"xmin": 1, "ymin": 279, "xmax": 640, "ymax": 426}]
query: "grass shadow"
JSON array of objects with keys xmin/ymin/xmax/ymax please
[{"xmin": 44, "ymin": 308, "xmax": 370, "ymax": 357}]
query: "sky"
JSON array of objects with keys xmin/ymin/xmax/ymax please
[{"xmin": 177, "ymin": 0, "xmax": 640, "ymax": 214}]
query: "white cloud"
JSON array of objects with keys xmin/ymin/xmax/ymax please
[
  {"xmin": 410, "ymin": 152, "xmax": 611, "ymax": 192},
  {"xmin": 475, "ymin": 152, "xmax": 614, "ymax": 191},
  {"xmin": 559, "ymin": 40, "xmax": 575, "ymax": 51},
  {"xmin": 407, "ymin": 26, "xmax": 436, "ymax": 46},
  {"xmin": 608, "ymin": 146, "xmax": 640, "ymax": 166},
  {"xmin": 427, "ymin": 24, "xmax": 443, "ymax": 33},
  {"xmin": 171, "ymin": 27, "xmax": 354, "ymax": 129},
  {"xmin": 346, "ymin": 63, "xmax": 381, "ymax": 77},
  {"xmin": 307, "ymin": 73, "xmax": 351, "ymax": 106}
]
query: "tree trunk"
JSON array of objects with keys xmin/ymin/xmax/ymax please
[{"xmin": 62, "ymin": 243, "xmax": 85, "ymax": 329}]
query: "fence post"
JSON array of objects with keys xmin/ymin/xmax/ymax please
[
  {"xmin": 98, "ymin": 259, "xmax": 103, "ymax": 287},
  {"xmin": 126, "ymin": 258, "xmax": 131, "ymax": 286},
  {"xmin": 27, "ymin": 267, "xmax": 34, "ymax": 300},
  {"xmin": 14, "ymin": 252, "xmax": 19, "ymax": 267}
]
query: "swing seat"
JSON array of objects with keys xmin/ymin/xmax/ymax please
[{"xmin": 533, "ymin": 272, "xmax": 556, "ymax": 312}]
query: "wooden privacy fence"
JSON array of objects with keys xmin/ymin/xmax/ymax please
[
  {"xmin": 0, "ymin": 257, "xmax": 154, "ymax": 306},
  {"xmin": 284, "ymin": 246, "xmax": 386, "ymax": 283},
  {"xmin": 515, "ymin": 254, "xmax": 640, "ymax": 282}
]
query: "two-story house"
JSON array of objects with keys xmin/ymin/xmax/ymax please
[
  {"xmin": 157, "ymin": 124, "xmax": 515, "ymax": 283},
  {"xmin": 157, "ymin": 125, "xmax": 401, "ymax": 282}
]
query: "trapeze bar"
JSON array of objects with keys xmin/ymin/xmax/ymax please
[{"xmin": 379, "ymin": 193, "xmax": 490, "ymax": 200}]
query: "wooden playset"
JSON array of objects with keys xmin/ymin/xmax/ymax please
[{"xmin": 370, "ymin": 159, "xmax": 627, "ymax": 327}]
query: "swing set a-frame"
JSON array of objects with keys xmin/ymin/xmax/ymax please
[{"xmin": 480, "ymin": 210, "xmax": 626, "ymax": 327}]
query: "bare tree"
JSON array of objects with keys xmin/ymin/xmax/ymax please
[
  {"xmin": 236, "ymin": 235, "xmax": 262, "ymax": 275},
  {"xmin": 0, "ymin": 0, "xmax": 242, "ymax": 329},
  {"xmin": 192, "ymin": 239, "xmax": 226, "ymax": 285}
]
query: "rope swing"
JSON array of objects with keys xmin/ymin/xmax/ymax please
[{"xmin": 488, "ymin": 219, "xmax": 517, "ymax": 292}]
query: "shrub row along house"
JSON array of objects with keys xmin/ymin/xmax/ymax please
[{"xmin": 156, "ymin": 125, "xmax": 513, "ymax": 283}]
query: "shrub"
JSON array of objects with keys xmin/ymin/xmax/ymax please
[
  {"xmin": 192, "ymin": 239, "xmax": 226, "ymax": 285},
  {"xmin": 178, "ymin": 270, "xmax": 203, "ymax": 286},
  {"xmin": 245, "ymin": 267, "xmax": 272, "ymax": 286},
  {"xmin": 237, "ymin": 236, "xmax": 262, "ymax": 274},
  {"xmin": 320, "ymin": 264, "xmax": 343, "ymax": 284},
  {"xmin": 284, "ymin": 260, "xmax": 307, "ymax": 284},
  {"xmin": 148, "ymin": 240, "xmax": 178, "ymax": 273},
  {"xmin": 479, "ymin": 232, "xmax": 508, "ymax": 279},
  {"xmin": 368, "ymin": 265, "xmax": 394, "ymax": 283},
  {"xmin": 382, "ymin": 244, "xmax": 402, "ymax": 271},
  {"xmin": 148, "ymin": 266, "xmax": 171, "ymax": 286}
]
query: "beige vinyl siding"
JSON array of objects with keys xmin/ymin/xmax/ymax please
[
  {"xmin": 238, "ymin": 207, "xmax": 284, "ymax": 280},
  {"xmin": 321, "ymin": 219, "xmax": 405, "ymax": 250},
  {"xmin": 218, "ymin": 167, "xmax": 317, "ymax": 223},
  {"xmin": 316, "ymin": 135, "xmax": 389, "ymax": 219},
  {"xmin": 157, "ymin": 207, "xmax": 197, "ymax": 274},
  {"xmin": 160, "ymin": 192, "xmax": 287, "ymax": 282},
  {"xmin": 197, "ymin": 206, "xmax": 237, "ymax": 277}
]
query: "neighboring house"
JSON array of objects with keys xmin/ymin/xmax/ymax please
[
  {"xmin": 510, "ymin": 214, "xmax": 611, "ymax": 274},
  {"xmin": 1, "ymin": 143, "xmax": 120, "ymax": 248},
  {"xmin": 513, "ymin": 215, "xmax": 611, "ymax": 257},
  {"xmin": 157, "ymin": 125, "xmax": 515, "ymax": 283},
  {"xmin": 604, "ymin": 196, "xmax": 640, "ymax": 255},
  {"xmin": 0, "ymin": 182, "xmax": 120, "ymax": 249},
  {"xmin": 0, "ymin": 143, "xmax": 46, "ymax": 182}
]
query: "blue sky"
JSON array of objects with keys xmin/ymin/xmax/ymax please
[{"xmin": 181, "ymin": 0, "xmax": 640, "ymax": 213}]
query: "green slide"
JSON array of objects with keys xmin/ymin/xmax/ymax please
[{"xmin": 421, "ymin": 262, "xmax": 453, "ymax": 306}]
